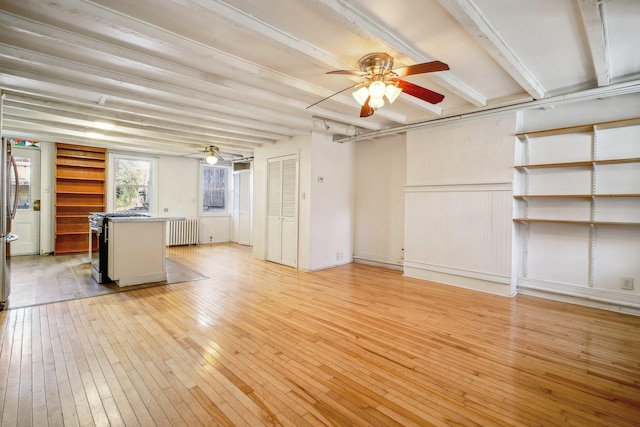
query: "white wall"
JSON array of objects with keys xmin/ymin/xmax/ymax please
[
  {"xmin": 353, "ymin": 133, "xmax": 406, "ymax": 269},
  {"xmin": 252, "ymin": 132, "xmax": 354, "ymax": 271},
  {"xmin": 308, "ymin": 133, "xmax": 354, "ymax": 271},
  {"xmin": 39, "ymin": 142, "xmax": 55, "ymax": 254},
  {"xmin": 158, "ymin": 155, "xmax": 199, "ymax": 218},
  {"xmin": 158, "ymin": 155, "xmax": 231, "ymax": 243},
  {"xmin": 404, "ymin": 114, "xmax": 517, "ymax": 296}
]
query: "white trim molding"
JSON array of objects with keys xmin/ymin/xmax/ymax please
[{"xmin": 518, "ymin": 278, "xmax": 640, "ymax": 316}]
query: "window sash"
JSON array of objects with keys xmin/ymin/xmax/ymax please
[
  {"xmin": 202, "ymin": 165, "xmax": 228, "ymax": 212},
  {"xmin": 114, "ymin": 157, "xmax": 153, "ymax": 212}
]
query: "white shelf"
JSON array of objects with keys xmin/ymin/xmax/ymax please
[{"xmin": 514, "ymin": 117, "xmax": 640, "ymax": 290}]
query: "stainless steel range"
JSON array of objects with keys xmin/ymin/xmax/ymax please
[{"xmin": 89, "ymin": 212, "xmax": 150, "ymax": 283}]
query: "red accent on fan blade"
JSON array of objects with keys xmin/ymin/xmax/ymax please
[
  {"xmin": 397, "ymin": 80, "xmax": 445, "ymax": 104},
  {"xmin": 327, "ymin": 70, "xmax": 367, "ymax": 76},
  {"xmin": 392, "ymin": 61, "xmax": 449, "ymax": 77},
  {"xmin": 360, "ymin": 97, "xmax": 375, "ymax": 117}
]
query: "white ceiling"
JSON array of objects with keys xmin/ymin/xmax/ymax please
[{"xmin": 1, "ymin": 0, "xmax": 639, "ymax": 159}]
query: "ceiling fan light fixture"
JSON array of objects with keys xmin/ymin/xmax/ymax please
[
  {"xmin": 352, "ymin": 86, "xmax": 369, "ymax": 106},
  {"xmin": 385, "ymin": 84, "xmax": 402, "ymax": 104},
  {"xmin": 368, "ymin": 81, "xmax": 386, "ymax": 98},
  {"xmin": 369, "ymin": 96, "xmax": 385, "ymax": 109}
]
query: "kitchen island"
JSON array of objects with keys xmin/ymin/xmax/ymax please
[{"xmin": 106, "ymin": 215, "xmax": 184, "ymax": 286}]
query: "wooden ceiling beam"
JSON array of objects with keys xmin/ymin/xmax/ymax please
[
  {"xmin": 577, "ymin": 0, "xmax": 611, "ymax": 87},
  {"xmin": 438, "ymin": 0, "xmax": 547, "ymax": 100}
]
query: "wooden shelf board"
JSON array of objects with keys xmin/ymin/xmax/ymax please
[
  {"xmin": 55, "ymin": 231, "xmax": 90, "ymax": 236},
  {"xmin": 56, "ymin": 203, "xmax": 104, "ymax": 208},
  {"xmin": 55, "ymin": 176, "xmax": 105, "ymax": 182},
  {"xmin": 55, "ymin": 162, "xmax": 106, "ymax": 169},
  {"xmin": 514, "ymin": 194, "xmax": 592, "ymax": 199},
  {"xmin": 56, "ymin": 152, "xmax": 105, "ymax": 158},
  {"xmin": 515, "ymin": 161, "xmax": 592, "ymax": 169},
  {"xmin": 514, "ymin": 218, "xmax": 640, "ymax": 226},
  {"xmin": 515, "ymin": 158, "xmax": 640, "ymax": 170},
  {"xmin": 516, "ymin": 125, "xmax": 593, "ymax": 138},
  {"xmin": 514, "ymin": 194, "xmax": 640, "ymax": 199},
  {"xmin": 595, "ymin": 157, "xmax": 640, "ymax": 165},
  {"xmin": 516, "ymin": 117, "xmax": 640, "ymax": 138},
  {"xmin": 56, "ymin": 191, "xmax": 106, "ymax": 195}
]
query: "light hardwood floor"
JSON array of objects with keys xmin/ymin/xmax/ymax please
[{"xmin": 1, "ymin": 243, "xmax": 639, "ymax": 426}]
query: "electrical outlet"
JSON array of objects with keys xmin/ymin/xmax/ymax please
[
  {"xmin": 336, "ymin": 251, "xmax": 343, "ymax": 261},
  {"xmin": 620, "ymin": 277, "xmax": 634, "ymax": 290}
]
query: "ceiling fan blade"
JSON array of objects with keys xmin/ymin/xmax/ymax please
[
  {"xmin": 396, "ymin": 79, "xmax": 445, "ymax": 104},
  {"xmin": 360, "ymin": 97, "xmax": 375, "ymax": 117},
  {"xmin": 327, "ymin": 70, "xmax": 368, "ymax": 76},
  {"xmin": 306, "ymin": 83, "xmax": 362, "ymax": 109},
  {"xmin": 392, "ymin": 60, "xmax": 449, "ymax": 77}
]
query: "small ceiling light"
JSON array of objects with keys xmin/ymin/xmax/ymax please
[
  {"xmin": 368, "ymin": 96, "xmax": 385, "ymax": 109},
  {"xmin": 352, "ymin": 86, "xmax": 369, "ymax": 106},
  {"xmin": 385, "ymin": 84, "xmax": 402, "ymax": 104},
  {"xmin": 206, "ymin": 154, "xmax": 218, "ymax": 165},
  {"xmin": 368, "ymin": 81, "xmax": 386, "ymax": 98},
  {"xmin": 352, "ymin": 80, "xmax": 403, "ymax": 110}
]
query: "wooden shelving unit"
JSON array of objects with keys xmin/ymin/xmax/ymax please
[
  {"xmin": 514, "ymin": 117, "xmax": 640, "ymax": 227},
  {"xmin": 55, "ymin": 143, "xmax": 106, "ymax": 255},
  {"xmin": 514, "ymin": 117, "xmax": 640, "ymax": 290}
]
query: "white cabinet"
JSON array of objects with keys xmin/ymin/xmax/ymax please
[{"xmin": 107, "ymin": 219, "xmax": 168, "ymax": 286}]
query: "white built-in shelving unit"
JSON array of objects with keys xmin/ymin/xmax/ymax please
[{"xmin": 514, "ymin": 117, "xmax": 640, "ymax": 303}]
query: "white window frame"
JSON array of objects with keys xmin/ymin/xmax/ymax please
[
  {"xmin": 199, "ymin": 162, "xmax": 231, "ymax": 216},
  {"xmin": 108, "ymin": 152, "xmax": 158, "ymax": 215}
]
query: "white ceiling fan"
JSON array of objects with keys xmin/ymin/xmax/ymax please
[{"xmin": 184, "ymin": 146, "xmax": 251, "ymax": 164}]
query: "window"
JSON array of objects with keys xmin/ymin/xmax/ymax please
[
  {"xmin": 14, "ymin": 157, "xmax": 31, "ymax": 210},
  {"xmin": 201, "ymin": 165, "xmax": 229, "ymax": 213},
  {"xmin": 114, "ymin": 156, "xmax": 153, "ymax": 212}
]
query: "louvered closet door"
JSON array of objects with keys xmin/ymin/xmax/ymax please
[{"xmin": 266, "ymin": 155, "xmax": 298, "ymax": 267}]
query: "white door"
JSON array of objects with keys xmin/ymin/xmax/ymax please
[
  {"xmin": 232, "ymin": 169, "xmax": 252, "ymax": 245},
  {"xmin": 11, "ymin": 147, "xmax": 41, "ymax": 255},
  {"xmin": 266, "ymin": 155, "xmax": 298, "ymax": 267}
]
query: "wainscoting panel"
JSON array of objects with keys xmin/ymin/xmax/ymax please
[{"xmin": 404, "ymin": 183, "xmax": 514, "ymax": 296}]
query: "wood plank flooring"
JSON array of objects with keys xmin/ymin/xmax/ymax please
[
  {"xmin": 1, "ymin": 243, "xmax": 639, "ymax": 426},
  {"xmin": 6, "ymin": 254, "xmax": 206, "ymax": 309}
]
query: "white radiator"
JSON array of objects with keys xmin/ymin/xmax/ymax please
[{"xmin": 167, "ymin": 218, "xmax": 199, "ymax": 246}]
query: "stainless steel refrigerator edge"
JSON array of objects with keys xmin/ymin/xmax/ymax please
[{"xmin": 0, "ymin": 93, "xmax": 20, "ymax": 310}]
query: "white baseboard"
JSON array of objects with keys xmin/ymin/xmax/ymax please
[
  {"xmin": 518, "ymin": 279, "xmax": 640, "ymax": 316},
  {"xmin": 403, "ymin": 263, "xmax": 515, "ymax": 297},
  {"xmin": 352, "ymin": 256, "xmax": 403, "ymax": 271}
]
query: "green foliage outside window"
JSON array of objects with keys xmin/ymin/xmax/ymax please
[{"xmin": 115, "ymin": 158, "xmax": 151, "ymax": 212}]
